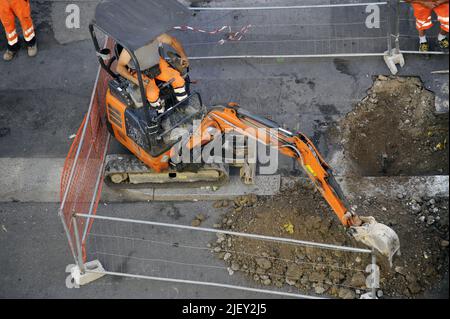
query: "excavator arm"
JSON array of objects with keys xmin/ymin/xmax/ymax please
[{"xmin": 181, "ymin": 105, "xmax": 400, "ymax": 263}]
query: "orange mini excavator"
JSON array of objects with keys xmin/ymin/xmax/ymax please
[{"xmin": 90, "ymin": 0, "xmax": 400, "ymax": 263}]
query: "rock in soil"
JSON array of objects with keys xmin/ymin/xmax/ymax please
[
  {"xmin": 338, "ymin": 288, "xmax": 356, "ymax": 299},
  {"xmin": 315, "ymin": 285, "xmax": 326, "ymax": 294},
  {"xmin": 350, "ymin": 272, "xmax": 367, "ymax": 288},
  {"xmin": 223, "ymin": 252, "xmax": 231, "ymax": 261},
  {"xmin": 286, "ymin": 264, "xmax": 303, "ymax": 281},
  {"xmin": 191, "ymin": 219, "xmax": 201, "ymax": 227},
  {"xmin": 213, "ymin": 201, "xmax": 223, "ymax": 209},
  {"xmin": 231, "ymin": 262, "xmax": 240, "ymax": 271},
  {"xmin": 196, "ymin": 213, "xmax": 206, "ymax": 221},
  {"xmin": 255, "ymin": 258, "xmax": 272, "ymax": 270}
]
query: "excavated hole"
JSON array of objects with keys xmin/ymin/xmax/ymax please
[{"xmin": 338, "ymin": 75, "xmax": 448, "ymax": 177}]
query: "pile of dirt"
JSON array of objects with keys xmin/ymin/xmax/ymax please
[
  {"xmin": 337, "ymin": 75, "xmax": 448, "ymax": 176},
  {"xmin": 209, "ymin": 184, "xmax": 449, "ymax": 298}
]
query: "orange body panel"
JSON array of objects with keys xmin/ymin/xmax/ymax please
[{"xmin": 106, "ymin": 89, "xmax": 170, "ymax": 172}]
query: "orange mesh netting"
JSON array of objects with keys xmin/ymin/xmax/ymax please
[{"xmin": 60, "ymin": 38, "xmax": 113, "ymax": 262}]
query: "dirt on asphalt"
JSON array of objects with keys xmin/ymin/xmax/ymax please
[
  {"xmin": 336, "ymin": 75, "xmax": 448, "ymax": 176},
  {"xmin": 209, "ymin": 185, "xmax": 449, "ymax": 299}
]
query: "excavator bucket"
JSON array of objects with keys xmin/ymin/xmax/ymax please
[{"xmin": 349, "ymin": 216, "xmax": 400, "ymax": 267}]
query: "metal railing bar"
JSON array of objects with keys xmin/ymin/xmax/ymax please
[
  {"xmin": 401, "ymin": 50, "xmax": 447, "ymax": 55},
  {"xmin": 184, "ymin": 21, "xmax": 388, "ymax": 28},
  {"xmin": 92, "ymin": 251, "xmax": 367, "ymax": 291},
  {"xmin": 77, "ymin": 214, "xmax": 372, "ymax": 254},
  {"xmin": 82, "ymin": 133, "xmax": 112, "ymax": 242},
  {"xmin": 184, "ymin": 37, "xmax": 388, "ymax": 47},
  {"xmin": 189, "ymin": 3, "xmax": 388, "ymax": 11},
  {"xmin": 72, "ymin": 216, "xmax": 86, "ymax": 273},
  {"xmin": 89, "ymin": 233, "xmax": 367, "ymax": 273},
  {"xmin": 85, "ymin": 269, "xmax": 324, "ymax": 299},
  {"xmin": 188, "ymin": 53, "xmax": 387, "ymax": 60},
  {"xmin": 58, "ymin": 209, "xmax": 78, "ymax": 265},
  {"xmin": 94, "ymin": 251, "xmax": 227, "ymax": 271}
]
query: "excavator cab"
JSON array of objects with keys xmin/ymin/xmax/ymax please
[
  {"xmin": 112, "ymin": 42, "xmax": 192, "ymax": 113},
  {"xmin": 89, "ymin": 0, "xmax": 204, "ymax": 158}
]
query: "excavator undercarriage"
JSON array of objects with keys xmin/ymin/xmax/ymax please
[{"xmin": 105, "ymin": 154, "xmax": 230, "ymax": 188}]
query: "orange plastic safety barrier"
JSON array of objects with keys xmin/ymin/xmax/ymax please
[{"xmin": 59, "ymin": 38, "xmax": 113, "ymax": 262}]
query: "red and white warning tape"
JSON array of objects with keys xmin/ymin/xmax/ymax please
[{"xmin": 173, "ymin": 24, "xmax": 252, "ymax": 45}]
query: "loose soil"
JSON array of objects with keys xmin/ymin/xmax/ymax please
[
  {"xmin": 337, "ymin": 75, "xmax": 448, "ymax": 176},
  {"xmin": 210, "ymin": 186, "xmax": 449, "ymax": 299}
]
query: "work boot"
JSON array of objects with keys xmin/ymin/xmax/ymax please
[
  {"xmin": 27, "ymin": 43, "xmax": 38, "ymax": 57},
  {"xmin": 3, "ymin": 49, "xmax": 17, "ymax": 61},
  {"xmin": 156, "ymin": 105, "xmax": 166, "ymax": 114},
  {"xmin": 419, "ymin": 42, "xmax": 430, "ymax": 52},
  {"xmin": 438, "ymin": 37, "xmax": 449, "ymax": 50}
]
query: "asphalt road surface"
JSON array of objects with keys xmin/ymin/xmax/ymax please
[{"xmin": 0, "ymin": 0, "xmax": 448, "ymax": 298}]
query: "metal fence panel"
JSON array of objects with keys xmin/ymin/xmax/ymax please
[
  {"xmin": 175, "ymin": 1, "xmax": 391, "ymax": 58},
  {"xmin": 58, "ymin": 2, "xmax": 415, "ymax": 297},
  {"xmin": 59, "ymin": 38, "xmax": 112, "ymax": 263},
  {"xmin": 77, "ymin": 213, "xmax": 377, "ymax": 299}
]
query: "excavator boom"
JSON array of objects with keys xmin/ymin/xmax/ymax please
[{"xmin": 182, "ymin": 106, "xmax": 400, "ymax": 264}]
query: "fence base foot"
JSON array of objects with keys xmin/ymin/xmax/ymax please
[
  {"xmin": 360, "ymin": 292, "xmax": 378, "ymax": 299},
  {"xmin": 384, "ymin": 50, "xmax": 405, "ymax": 75},
  {"xmin": 67, "ymin": 260, "xmax": 106, "ymax": 286}
]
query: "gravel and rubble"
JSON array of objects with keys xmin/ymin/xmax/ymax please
[{"xmin": 208, "ymin": 183, "xmax": 449, "ymax": 299}]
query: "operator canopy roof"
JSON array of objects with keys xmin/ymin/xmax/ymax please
[{"xmin": 94, "ymin": 0, "xmax": 191, "ymax": 51}]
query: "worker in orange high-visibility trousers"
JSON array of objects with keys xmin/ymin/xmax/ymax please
[
  {"xmin": 116, "ymin": 33, "xmax": 189, "ymax": 114},
  {"xmin": 0, "ymin": 0, "xmax": 37, "ymax": 61},
  {"xmin": 405, "ymin": 0, "xmax": 449, "ymax": 52}
]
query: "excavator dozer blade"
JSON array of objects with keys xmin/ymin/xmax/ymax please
[{"xmin": 349, "ymin": 216, "xmax": 400, "ymax": 267}]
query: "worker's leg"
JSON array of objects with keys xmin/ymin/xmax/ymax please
[
  {"xmin": 412, "ymin": 3, "xmax": 433, "ymax": 51},
  {"xmin": 130, "ymin": 71, "xmax": 163, "ymax": 112},
  {"xmin": 157, "ymin": 58, "xmax": 188, "ymax": 102},
  {"xmin": 0, "ymin": 0, "xmax": 19, "ymax": 61},
  {"xmin": 434, "ymin": 3, "xmax": 449, "ymax": 49},
  {"xmin": 145, "ymin": 78, "xmax": 163, "ymax": 110},
  {"xmin": 10, "ymin": 0, "xmax": 37, "ymax": 56}
]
